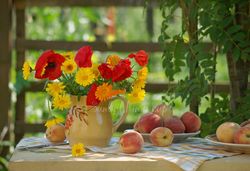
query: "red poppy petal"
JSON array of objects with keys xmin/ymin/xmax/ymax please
[
  {"xmin": 87, "ymin": 84, "xmax": 100, "ymax": 106},
  {"xmin": 98, "ymin": 63, "xmax": 113, "ymax": 80},
  {"xmin": 134, "ymin": 50, "xmax": 148, "ymax": 66},
  {"xmin": 35, "ymin": 50, "xmax": 54, "ymax": 79},
  {"xmin": 112, "ymin": 59, "xmax": 132, "ymax": 82},
  {"xmin": 75, "ymin": 46, "xmax": 93, "ymax": 68},
  {"xmin": 47, "ymin": 54, "xmax": 65, "ymax": 80},
  {"xmin": 128, "ymin": 53, "xmax": 136, "ymax": 58}
]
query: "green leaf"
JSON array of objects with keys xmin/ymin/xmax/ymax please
[
  {"xmin": 232, "ymin": 47, "xmax": 241, "ymax": 60},
  {"xmin": 14, "ymin": 71, "xmax": 30, "ymax": 94},
  {"xmin": 226, "ymin": 25, "xmax": 242, "ymax": 35}
]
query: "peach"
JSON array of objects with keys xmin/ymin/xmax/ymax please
[
  {"xmin": 244, "ymin": 124, "xmax": 250, "ymax": 128},
  {"xmin": 150, "ymin": 127, "xmax": 173, "ymax": 147},
  {"xmin": 240, "ymin": 119, "xmax": 250, "ymax": 127},
  {"xmin": 181, "ymin": 111, "xmax": 201, "ymax": 133},
  {"xmin": 153, "ymin": 103, "xmax": 173, "ymax": 120},
  {"xmin": 216, "ymin": 122, "xmax": 240, "ymax": 143},
  {"xmin": 234, "ymin": 127, "xmax": 250, "ymax": 144},
  {"xmin": 46, "ymin": 124, "xmax": 66, "ymax": 143},
  {"xmin": 164, "ymin": 116, "xmax": 185, "ymax": 133},
  {"xmin": 119, "ymin": 131, "xmax": 144, "ymax": 154},
  {"xmin": 134, "ymin": 113, "xmax": 163, "ymax": 133}
]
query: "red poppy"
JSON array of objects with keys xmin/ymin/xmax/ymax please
[
  {"xmin": 75, "ymin": 46, "xmax": 93, "ymax": 68},
  {"xmin": 87, "ymin": 83, "xmax": 100, "ymax": 106},
  {"xmin": 35, "ymin": 50, "xmax": 65, "ymax": 80},
  {"xmin": 128, "ymin": 50, "xmax": 148, "ymax": 66},
  {"xmin": 98, "ymin": 63, "xmax": 113, "ymax": 80},
  {"xmin": 112, "ymin": 59, "xmax": 132, "ymax": 82}
]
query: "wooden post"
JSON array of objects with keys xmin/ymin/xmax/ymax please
[
  {"xmin": 0, "ymin": 0, "xmax": 12, "ymax": 156},
  {"xmin": 15, "ymin": 9, "xmax": 26, "ymax": 144},
  {"xmin": 180, "ymin": 0, "xmax": 199, "ymax": 114},
  {"xmin": 146, "ymin": 7, "xmax": 154, "ymax": 40}
]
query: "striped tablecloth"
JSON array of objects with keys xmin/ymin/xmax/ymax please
[
  {"xmin": 16, "ymin": 137, "xmax": 240, "ymax": 171},
  {"xmin": 88, "ymin": 138, "xmax": 240, "ymax": 171}
]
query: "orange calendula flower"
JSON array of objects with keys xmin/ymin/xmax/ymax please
[
  {"xmin": 95, "ymin": 83, "xmax": 113, "ymax": 101},
  {"xmin": 95, "ymin": 83, "xmax": 125, "ymax": 101},
  {"xmin": 111, "ymin": 89, "xmax": 126, "ymax": 97},
  {"xmin": 106, "ymin": 55, "xmax": 121, "ymax": 69}
]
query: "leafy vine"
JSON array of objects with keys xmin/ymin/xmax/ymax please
[{"xmin": 158, "ymin": 0, "xmax": 250, "ymax": 136}]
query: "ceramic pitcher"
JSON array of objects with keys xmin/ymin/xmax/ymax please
[{"xmin": 65, "ymin": 95, "xmax": 128, "ymax": 147}]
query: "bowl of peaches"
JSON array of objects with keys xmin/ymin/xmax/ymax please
[
  {"xmin": 205, "ymin": 120, "xmax": 250, "ymax": 153},
  {"xmin": 127, "ymin": 104, "xmax": 201, "ymax": 146}
]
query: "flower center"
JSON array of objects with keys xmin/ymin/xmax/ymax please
[
  {"xmin": 67, "ymin": 65, "xmax": 73, "ymax": 71},
  {"xmin": 133, "ymin": 93, "xmax": 138, "ymax": 97},
  {"xmin": 76, "ymin": 149, "xmax": 81, "ymax": 154},
  {"xmin": 82, "ymin": 75, "xmax": 89, "ymax": 80},
  {"xmin": 47, "ymin": 62, "xmax": 56, "ymax": 69}
]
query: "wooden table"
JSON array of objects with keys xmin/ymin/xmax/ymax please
[{"xmin": 9, "ymin": 146, "xmax": 250, "ymax": 171}]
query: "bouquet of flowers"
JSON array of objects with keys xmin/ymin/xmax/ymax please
[{"xmin": 22, "ymin": 46, "xmax": 149, "ymax": 112}]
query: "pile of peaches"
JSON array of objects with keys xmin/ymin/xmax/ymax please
[
  {"xmin": 119, "ymin": 104, "xmax": 201, "ymax": 154},
  {"xmin": 216, "ymin": 120, "xmax": 250, "ymax": 144}
]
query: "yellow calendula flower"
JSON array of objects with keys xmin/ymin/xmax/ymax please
[
  {"xmin": 95, "ymin": 83, "xmax": 113, "ymax": 101},
  {"xmin": 72, "ymin": 143, "xmax": 86, "ymax": 157},
  {"xmin": 133, "ymin": 79, "xmax": 146, "ymax": 89},
  {"xmin": 61, "ymin": 52, "xmax": 75, "ymax": 60},
  {"xmin": 46, "ymin": 82, "xmax": 65, "ymax": 97},
  {"xmin": 22, "ymin": 61, "xmax": 31, "ymax": 80},
  {"xmin": 61, "ymin": 60, "xmax": 77, "ymax": 74},
  {"xmin": 45, "ymin": 117, "xmax": 64, "ymax": 128},
  {"xmin": 75, "ymin": 68, "xmax": 95, "ymax": 87},
  {"xmin": 91, "ymin": 63, "xmax": 100, "ymax": 79},
  {"xmin": 137, "ymin": 67, "xmax": 148, "ymax": 80},
  {"xmin": 52, "ymin": 94, "xmax": 71, "ymax": 110},
  {"xmin": 106, "ymin": 55, "xmax": 120, "ymax": 69},
  {"xmin": 128, "ymin": 87, "xmax": 145, "ymax": 104}
]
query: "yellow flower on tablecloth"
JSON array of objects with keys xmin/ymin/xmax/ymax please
[
  {"xmin": 133, "ymin": 79, "xmax": 146, "ymax": 89},
  {"xmin": 106, "ymin": 55, "xmax": 120, "ymax": 69},
  {"xmin": 72, "ymin": 143, "xmax": 86, "ymax": 157},
  {"xmin": 46, "ymin": 82, "xmax": 65, "ymax": 97},
  {"xmin": 128, "ymin": 87, "xmax": 145, "ymax": 103},
  {"xmin": 61, "ymin": 59, "xmax": 77, "ymax": 74},
  {"xmin": 52, "ymin": 94, "xmax": 71, "ymax": 110},
  {"xmin": 61, "ymin": 51, "xmax": 75, "ymax": 60},
  {"xmin": 75, "ymin": 68, "xmax": 95, "ymax": 87},
  {"xmin": 45, "ymin": 117, "xmax": 64, "ymax": 128},
  {"xmin": 22, "ymin": 61, "xmax": 31, "ymax": 80},
  {"xmin": 137, "ymin": 67, "xmax": 148, "ymax": 80}
]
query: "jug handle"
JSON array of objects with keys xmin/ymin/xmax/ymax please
[{"xmin": 109, "ymin": 96, "xmax": 129, "ymax": 133}]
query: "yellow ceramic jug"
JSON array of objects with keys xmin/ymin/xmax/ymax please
[{"xmin": 65, "ymin": 95, "xmax": 128, "ymax": 147}]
